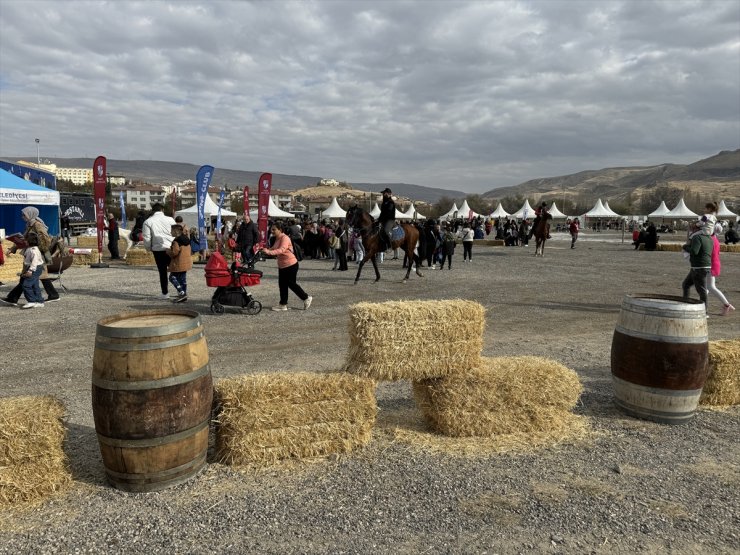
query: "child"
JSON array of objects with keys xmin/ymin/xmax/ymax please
[
  {"xmin": 21, "ymin": 231, "xmax": 46, "ymax": 309},
  {"xmin": 166, "ymin": 224, "xmax": 193, "ymax": 303}
]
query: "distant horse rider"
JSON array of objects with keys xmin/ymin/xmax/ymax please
[
  {"xmin": 529, "ymin": 201, "xmax": 552, "ymax": 240},
  {"xmin": 378, "ymin": 188, "xmax": 396, "ymax": 250}
]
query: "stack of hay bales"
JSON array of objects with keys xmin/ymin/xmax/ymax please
[
  {"xmin": 414, "ymin": 356, "xmax": 582, "ymax": 437},
  {"xmin": 720, "ymin": 244, "xmax": 740, "ymax": 253},
  {"xmin": 71, "ymin": 249, "xmax": 99, "ymax": 266},
  {"xmin": 700, "ymin": 339, "xmax": 740, "ymax": 406},
  {"xmin": 638, "ymin": 243, "xmax": 683, "ymax": 252},
  {"xmin": 345, "ymin": 300, "xmax": 485, "ymax": 380},
  {"xmin": 0, "ymin": 253, "xmax": 24, "ymax": 283},
  {"xmin": 486, "ymin": 239, "xmax": 505, "ymax": 247},
  {"xmin": 125, "ymin": 248, "xmax": 155, "ymax": 266},
  {"xmin": 77, "ymin": 236, "xmax": 128, "ymax": 256},
  {"xmin": 215, "ymin": 372, "xmax": 376, "ymax": 466},
  {"xmin": 0, "ymin": 396, "xmax": 72, "ymax": 507}
]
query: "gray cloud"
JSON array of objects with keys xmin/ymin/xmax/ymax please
[{"xmin": 1, "ymin": 0, "xmax": 738, "ymax": 192}]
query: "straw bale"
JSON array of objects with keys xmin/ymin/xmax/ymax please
[
  {"xmin": 720, "ymin": 244, "xmax": 740, "ymax": 253},
  {"xmin": 344, "ymin": 300, "xmax": 485, "ymax": 381},
  {"xmin": 486, "ymin": 240, "xmax": 505, "ymax": 247},
  {"xmin": 413, "ymin": 356, "xmax": 582, "ymax": 437},
  {"xmin": 700, "ymin": 339, "xmax": 740, "ymax": 406},
  {"xmin": 638, "ymin": 243, "xmax": 683, "ymax": 252},
  {"xmin": 71, "ymin": 249, "xmax": 98, "ymax": 266},
  {"xmin": 0, "ymin": 396, "xmax": 72, "ymax": 508},
  {"xmin": 125, "ymin": 248, "xmax": 155, "ymax": 266},
  {"xmin": 0, "ymin": 253, "xmax": 24, "ymax": 282},
  {"xmin": 215, "ymin": 372, "xmax": 377, "ymax": 466}
]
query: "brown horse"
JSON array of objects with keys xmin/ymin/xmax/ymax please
[
  {"xmin": 533, "ymin": 212, "xmax": 553, "ymax": 256},
  {"xmin": 346, "ymin": 206, "xmax": 424, "ymax": 283}
]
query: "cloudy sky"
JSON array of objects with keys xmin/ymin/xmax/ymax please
[{"xmin": 1, "ymin": 1, "xmax": 738, "ymax": 193}]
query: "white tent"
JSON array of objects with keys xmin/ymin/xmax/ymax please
[
  {"xmin": 603, "ymin": 200, "xmax": 621, "ymax": 217},
  {"xmin": 176, "ymin": 194, "xmax": 237, "ymax": 230},
  {"xmin": 667, "ymin": 198, "xmax": 698, "ymax": 218},
  {"xmin": 395, "ymin": 208, "xmax": 413, "ymax": 220},
  {"xmin": 548, "ymin": 202, "xmax": 568, "ymax": 219},
  {"xmin": 439, "ymin": 203, "xmax": 459, "ymax": 220},
  {"xmin": 404, "ymin": 203, "xmax": 426, "ymax": 220},
  {"xmin": 261, "ymin": 196, "xmax": 294, "ymax": 218},
  {"xmin": 717, "ymin": 200, "xmax": 738, "ymax": 219},
  {"xmin": 583, "ymin": 199, "xmax": 613, "ymax": 218},
  {"xmin": 321, "ymin": 197, "xmax": 347, "ymax": 219},
  {"xmin": 489, "ymin": 202, "xmax": 509, "ymax": 218},
  {"xmin": 369, "ymin": 203, "xmax": 381, "ymax": 218},
  {"xmin": 457, "ymin": 200, "xmax": 479, "ymax": 219},
  {"xmin": 648, "ymin": 201, "xmax": 671, "ymax": 217},
  {"xmin": 511, "ymin": 200, "xmax": 535, "ymax": 219}
]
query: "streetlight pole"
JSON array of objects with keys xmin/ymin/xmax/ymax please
[{"xmin": 35, "ymin": 138, "xmax": 40, "ymax": 167}]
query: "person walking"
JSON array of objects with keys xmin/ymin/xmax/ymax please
[
  {"xmin": 60, "ymin": 214, "xmax": 71, "ymax": 245},
  {"xmin": 334, "ymin": 221, "xmax": 349, "ymax": 271},
  {"xmin": 681, "ymin": 216, "xmax": 713, "ymax": 311},
  {"xmin": 18, "ymin": 231, "xmax": 45, "ymax": 309},
  {"xmin": 105, "ymin": 212, "xmax": 121, "ymax": 260},
  {"xmin": 166, "ymin": 224, "xmax": 192, "ymax": 303},
  {"xmin": 440, "ymin": 225, "xmax": 456, "ymax": 270},
  {"xmin": 236, "ymin": 215, "xmax": 259, "ymax": 268},
  {"xmin": 707, "ymin": 222, "xmax": 735, "ymax": 316},
  {"xmin": 259, "ymin": 222, "xmax": 312, "ymax": 311},
  {"xmin": 142, "ymin": 203, "xmax": 177, "ymax": 299},
  {"xmin": 461, "ymin": 223, "xmax": 474, "ymax": 262},
  {"xmin": 569, "ymin": 218, "xmax": 580, "ymax": 249}
]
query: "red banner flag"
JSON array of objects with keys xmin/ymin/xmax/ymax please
[
  {"xmin": 93, "ymin": 156, "xmax": 107, "ymax": 258},
  {"xmin": 257, "ymin": 173, "xmax": 272, "ymax": 246},
  {"xmin": 243, "ymin": 186, "xmax": 250, "ymax": 216}
]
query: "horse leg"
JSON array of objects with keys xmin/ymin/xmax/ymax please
[
  {"xmin": 371, "ymin": 254, "xmax": 381, "ymax": 282},
  {"xmin": 354, "ymin": 256, "xmax": 367, "ymax": 283},
  {"xmin": 414, "ymin": 250, "xmax": 424, "ymax": 277}
]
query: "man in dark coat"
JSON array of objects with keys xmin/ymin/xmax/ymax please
[
  {"xmin": 236, "ymin": 214, "xmax": 260, "ymax": 267},
  {"xmin": 106, "ymin": 212, "xmax": 120, "ymax": 259},
  {"xmin": 378, "ymin": 188, "xmax": 396, "ymax": 251}
]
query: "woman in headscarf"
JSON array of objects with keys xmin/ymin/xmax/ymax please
[{"xmin": 1, "ymin": 206, "xmax": 60, "ymax": 306}]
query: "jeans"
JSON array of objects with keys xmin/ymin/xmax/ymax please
[
  {"xmin": 6, "ymin": 278, "xmax": 59, "ymax": 302},
  {"xmin": 682, "ymin": 268, "xmax": 709, "ymax": 309},
  {"xmin": 152, "ymin": 250, "xmax": 171, "ymax": 295},
  {"xmin": 277, "ymin": 263, "xmax": 308, "ymax": 305},
  {"xmin": 169, "ymin": 272, "xmax": 187, "ymax": 295},
  {"xmin": 22, "ymin": 267, "xmax": 44, "ymax": 303}
]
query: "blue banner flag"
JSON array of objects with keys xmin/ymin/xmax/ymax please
[
  {"xmin": 195, "ymin": 165, "xmax": 214, "ymax": 251},
  {"xmin": 119, "ymin": 191, "xmax": 127, "ymax": 228},
  {"xmin": 216, "ymin": 189, "xmax": 225, "ymax": 239}
]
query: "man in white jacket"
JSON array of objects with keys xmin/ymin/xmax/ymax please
[{"xmin": 143, "ymin": 203, "xmax": 177, "ymax": 299}]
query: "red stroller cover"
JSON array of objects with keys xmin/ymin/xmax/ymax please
[{"xmin": 205, "ymin": 251, "xmax": 228, "ymax": 272}]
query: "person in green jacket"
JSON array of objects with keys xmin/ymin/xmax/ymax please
[{"xmin": 681, "ymin": 216, "xmax": 714, "ymax": 310}]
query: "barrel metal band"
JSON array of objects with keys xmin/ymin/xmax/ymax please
[
  {"xmin": 97, "ymin": 313, "xmax": 201, "ymax": 338},
  {"xmin": 95, "ymin": 330, "xmax": 205, "ymax": 352},
  {"xmin": 615, "ymin": 399, "xmax": 697, "ymax": 420},
  {"xmin": 105, "ymin": 453, "xmax": 207, "ymax": 481},
  {"xmin": 612, "ymin": 375, "xmax": 703, "ymax": 396},
  {"xmin": 97, "ymin": 419, "xmax": 209, "ymax": 448},
  {"xmin": 614, "ymin": 325, "xmax": 707, "ymax": 344},
  {"xmin": 92, "ymin": 363, "xmax": 211, "ymax": 391},
  {"xmin": 620, "ymin": 303, "xmax": 707, "ymax": 320}
]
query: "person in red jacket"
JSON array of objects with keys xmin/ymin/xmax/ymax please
[{"xmin": 569, "ymin": 218, "xmax": 580, "ymax": 249}]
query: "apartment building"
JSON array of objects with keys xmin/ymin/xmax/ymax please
[{"xmin": 113, "ymin": 185, "xmax": 167, "ymax": 210}]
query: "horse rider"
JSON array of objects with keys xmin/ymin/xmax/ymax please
[
  {"xmin": 528, "ymin": 201, "xmax": 552, "ymax": 240},
  {"xmin": 378, "ymin": 188, "xmax": 396, "ymax": 250}
]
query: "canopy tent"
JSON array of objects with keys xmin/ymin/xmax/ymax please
[
  {"xmin": 489, "ymin": 202, "xmax": 509, "ymax": 219},
  {"xmin": 666, "ymin": 198, "xmax": 698, "ymax": 219},
  {"xmin": 547, "ymin": 202, "xmax": 568, "ymax": 219},
  {"xmin": 648, "ymin": 201, "xmax": 671, "ymax": 217},
  {"xmin": 404, "ymin": 203, "xmax": 426, "ymax": 220},
  {"xmin": 717, "ymin": 200, "xmax": 738, "ymax": 220},
  {"xmin": 0, "ymin": 169, "xmax": 60, "ymax": 235},
  {"xmin": 321, "ymin": 197, "xmax": 347, "ymax": 219},
  {"xmin": 369, "ymin": 203, "xmax": 381, "ymax": 219},
  {"xmin": 176, "ymin": 194, "xmax": 237, "ymax": 231},
  {"xmin": 511, "ymin": 200, "xmax": 535, "ymax": 220},
  {"xmin": 395, "ymin": 208, "xmax": 413, "ymax": 220},
  {"xmin": 439, "ymin": 203, "xmax": 459, "ymax": 220},
  {"xmin": 603, "ymin": 201, "xmax": 621, "ymax": 217},
  {"xmin": 583, "ymin": 199, "xmax": 614, "ymax": 218},
  {"xmin": 457, "ymin": 200, "xmax": 480, "ymax": 219}
]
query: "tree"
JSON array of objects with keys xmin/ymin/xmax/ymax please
[
  {"xmin": 465, "ymin": 194, "xmax": 493, "ymax": 216},
  {"xmin": 428, "ymin": 195, "xmax": 456, "ymax": 218}
]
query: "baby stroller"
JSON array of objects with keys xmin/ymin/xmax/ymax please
[{"xmin": 204, "ymin": 251, "xmax": 262, "ymax": 315}]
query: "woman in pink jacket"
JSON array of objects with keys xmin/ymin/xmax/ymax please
[
  {"xmin": 709, "ymin": 223, "xmax": 734, "ymax": 316},
  {"xmin": 259, "ymin": 222, "xmax": 312, "ymax": 312}
]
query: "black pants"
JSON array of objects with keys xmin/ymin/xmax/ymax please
[
  {"xmin": 153, "ymin": 250, "xmax": 171, "ymax": 295},
  {"xmin": 336, "ymin": 249, "xmax": 348, "ymax": 271},
  {"xmin": 463, "ymin": 241, "xmax": 473, "ymax": 260},
  {"xmin": 682, "ymin": 268, "xmax": 709, "ymax": 309},
  {"xmin": 278, "ymin": 263, "xmax": 308, "ymax": 305},
  {"xmin": 109, "ymin": 237, "xmax": 120, "ymax": 259},
  {"xmin": 442, "ymin": 253, "xmax": 452, "ymax": 269},
  {"xmin": 6, "ymin": 278, "xmax": 59, "ymax": 302}
]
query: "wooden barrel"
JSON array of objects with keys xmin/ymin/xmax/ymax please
[
  {"xmin": 92, "ymin": 309, "xmax": 212, "ymax": 492},
  {"xmin": 611, "ymin": 294, "xmax": 709, "ymax": 424}
]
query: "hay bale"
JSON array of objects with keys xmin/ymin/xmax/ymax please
[
  {"xmin": 0, "ymin": 253, "xmax": 24, "ymax": 282},
  {"xmin": 413, "ymin": 356, "xmax": 583, "ymax": 437},
  {"xmin": 720, "ymin": 244, "xmax": 740, "ymax": 253},
  {"xmin": 125, "ymin": 248, "xmax": 155, "ymax": 266},
  {"xmin": 638, "ymin": 243, "xmax": 683, "ymax": 252},
  {"xmin": 700, "ymin": 339, "xmax": 740, "ymax": 406},
  {"xmin": 0, "ymin": 396, "xmax": 72, "ymax": 508},
  {"xmin": 215, "ymin": 372, "xmax": 377, "ymax": 466},
  {"xmin": 486, "ymin": 240, "xmax": 505, "ymax": 247},
  {"xmin": 71, "ymin": 249, "xmax": 99, "ymax": 265},
  {"xmin": 344, "ymin": 300, "xmax": 485, "ymax": 381},
  {"xmin": 75, "ymin": 236, "xmax": 98, "ymax": 248}
]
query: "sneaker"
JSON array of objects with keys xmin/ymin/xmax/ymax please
[
  {"xmin": 158, "ymin": 293, "xmax": 169, "ymax": 300},
  {"xmin": 271, "ymin": 305, "xmax": 288, "ymax": 311},
  {"xmin": 722, "ymin": 304, "xmax": 736, "ymax": 316},
  {"xmin": 0, "ymin": 297, "xmax": 18, "ymax": 306},
  {"xmin": 174, "ymin": 296, "xmax": 188, "ymax": 303},
  {"xmin": 304, "ymin": 296, "xmax": 313, "ymax": 310},
  {"xmin": 46, "ymin": 297, "xmax": 60, "ymax": 303},
  {"xmin": 22, "ymin": 302, "xmax": 43, "ymax": 309}
]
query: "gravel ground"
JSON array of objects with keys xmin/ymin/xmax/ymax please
[{"xmin": 1, "ymin": 235, "xmax": 739, "ymax": 554}]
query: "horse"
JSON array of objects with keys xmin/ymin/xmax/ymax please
[
  {"xmin": 345, "ymin": 206, "xmax": 424, "ymax": 283},
  {"xmin": 533, "ymin": 213, "xmax": 553, "ymax": 257}
]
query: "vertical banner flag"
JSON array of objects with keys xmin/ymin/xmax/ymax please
[
  {"xmin": 195, "ymin": 165, "xmax": 214, "ymax": 252},
  {"xmin": 93, "ymin": 156, "xmax": 107, "ymax": 257},
  {"xmin": 216, "ymin": 189, "xmax": 225, "ymax": 240},
  {"xmin": 119, "ymin": 190, "xmax": 127, "ymax": 228},
  {"xmin": 243, "ymin": 186, "xmax": 250, "ymax": 216},
  {"xmin": 257, "ymin": 173, "xmax": 272, "ymax": 246}
]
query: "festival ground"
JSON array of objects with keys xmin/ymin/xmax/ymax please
[{"xmin": 1, "ymin": 235, "xmax": 738, "ymax": 553}]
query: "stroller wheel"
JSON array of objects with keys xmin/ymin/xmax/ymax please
[
  {"xmin": 210, "ymin": 302, "xmax": 225, "ymax": 314},
  {"xmin": 245, "ymin": 300, "xmax": 262, "ymax": 315}
]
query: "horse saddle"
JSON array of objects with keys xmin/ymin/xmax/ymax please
[{"xmin": 391, "ymin": 226, "xmax": 405, "ymax": 242}]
